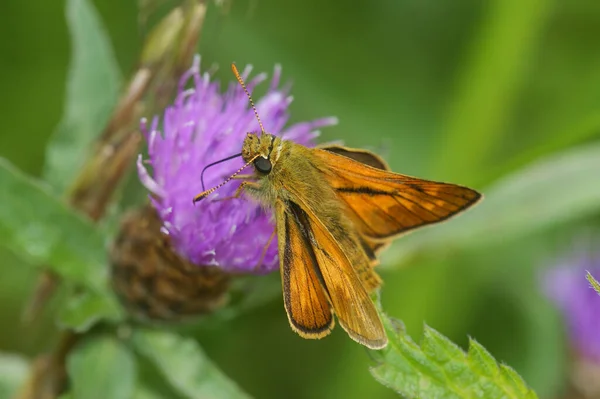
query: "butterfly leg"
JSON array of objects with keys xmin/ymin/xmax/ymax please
[
  {"xmin": 254, "ymin": 229, "xmax": 276, "ymax": 271},
  {"xmin": 214, "ymin": 181, "xmax": 259, "ymax": 202},
  {"xmin": 229, "ymin": 174, "xmax": 256, "ymax": 180}
]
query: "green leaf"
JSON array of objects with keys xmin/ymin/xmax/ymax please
[
  {"xmin": 0, "ymin": 353, "xmax": 29, "ymax": 399},
  {"xmin": 58, "ymin": 291, "xmax": 124, "ymax": 332},
  {"xmin": 370, "ymin": 315, "xmax": 538, "ymax": 398},
  {"xmin": 467, "ymin": 338, "xmax": 499, "ymax": 378},
  {"xmin": 485, "ymin": 111, "xmax": 600, "ymax": 185},
  {"xmin": 587, "ymin": 271, "xmax": 600, "ymax": 296},
  {"xmin": 67, "ymin": 335, "xmax": 136, "ymax": 399},
  {"xmin": 0, "ymin": 159, "xmax": 107, "ymax": 292},
  {"xmin": 132, "ymin": 329, "xmax": 251, "ymax": 399},
  {"xmin": 44, "ymin": 0, "xmax": 122, "ymax": 191},
  {"xmin": 433, "ymin": 0, "xmax": 553, "ymax": 181},
  {"xmin": 384, "ymin": 143, "xmax": 600, "ymax": 266}
]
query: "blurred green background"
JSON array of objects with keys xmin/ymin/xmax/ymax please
[{"xmin": 2, "ymin": 0, "xmax": 600, "ymax": 397}]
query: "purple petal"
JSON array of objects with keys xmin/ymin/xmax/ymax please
[
  {"xmin": 543, "ymin": 254, "xmax": 600, "ymax": 362},
  {"xmin": 137, "ymin": 59, "xmax": 336, "ymax": 274}
]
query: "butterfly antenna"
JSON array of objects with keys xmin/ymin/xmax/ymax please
[
  {"xmin": 200, "ymin": 152, "xmax": 243, "ymax": 191},
  {"xmin": 193, "ymin": 154, "xmax": 259, "ymax": 203},
  {"xmin": 232, "ymin": 63, "xmax": 266, "ymax": 134}
]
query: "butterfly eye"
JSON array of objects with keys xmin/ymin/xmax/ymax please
[{"xmin": 254, "ymin": 157, "xmax": 272, "ymax": 174}]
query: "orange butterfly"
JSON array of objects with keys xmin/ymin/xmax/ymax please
[{"xmin": 194, "ymin": 64, "xmax": 481, "ymax": 349}]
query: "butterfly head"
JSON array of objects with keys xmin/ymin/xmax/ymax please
[{"xmin": 242, "ymin": 132, "xmax": 277, "ymax": 174}]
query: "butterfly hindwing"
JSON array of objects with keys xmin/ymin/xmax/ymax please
[{"xmin": 319, "ymin": 145, "xmax": 390, "ymax": 171}]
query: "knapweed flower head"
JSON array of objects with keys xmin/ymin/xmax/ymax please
[
  {"xmin": 137, "ymin": 56, "xmax": 336, "ymax": 273},
  {"xmin": 543, "ymin": 253, "xmax": 600, "ymax": 362}
]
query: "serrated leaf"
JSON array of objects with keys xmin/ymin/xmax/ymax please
[
  {"xmin": 58, "ymin": 291, "xmax": 124, "ymax": 332},
  {"xmin": 468, "ymin": 339, "xmax": 499, "ymax": 378},
  {"xmin": 132, "ymin": 329, "xmax": 251, "ymax": 399},
  {"xmin": 384, "ymin": 143, "xmax": 600, "ymax": 266},
  {"xmin": 421, "ymin": 325, "xmax": 464, "ymax": 363},
  {"xmin": 499, "ymin": 364, "xmax": 531, "ymax": 395},
  {"xmin": 67, "ymin": 335, "xmax": 136, "ymax": 399},
  {"xmin": 0, "ymin": 159, "xmax": 107, "ymax": 292},
  {"xmin": 370, "ymin": 315, "xmax": 539, "ymax": 398},
  {"xmin": 586, "ymin": 271, "xmax": 600, "ymax": 296},
  {"xmin": 44, "ymin": 0, "xmax": 122, "ymax": 191},
  {"xmin": 397, "ymin": 335, "xmax": 447, "ymax": 383},
  {"xmin": 0, "ymin": 353, "xmax": 29, "ymax": 399}
]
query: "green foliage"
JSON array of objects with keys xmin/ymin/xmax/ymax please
[
  {"xmin": 587, "ymin": 271, "xmax": 600, "ymax": 296},
  {"xmin": 58, "ymin": 291, "xmax": 123, "ymax": 332},
  {"xmin": 0, "ymin": 157, "xmax": 122, "ymax": 335},
  {"xmin": 132, "ymin": 385, "xmax": 165, "ymax": 399},
  {"xmin": 67, "ymin": 335, "xmax": 136, "ymax": 399},
  {"xmin": 3, "ymin": 0, "xmax": 600, "ymax": 397},
  {"xmin": 43, "ymin": 0, "xmax": 122, "ymax": 191},
  {"xmin": 0, "ymin": 158, "xmax": 108, "ymax": 293},
  {"xmin": 0, "ymin": 353, "xmax": 28, "ymax": 399},
  {"xmin": 132, "ymin": 329, "xmax": 251, "ymax": 399},
  {"xmin": 384, "ymin": 143, "xmax": 600, "ymax": 266},
  {"xmin": 370, "ymin": 316, "xmax": 538, "ymax": 398},
  {"xmin": 434, "ymin": 0, "xmax": 553, "ymax": 181},
  {"xmin": 201, "ymin": 273, "xmax": 282, "ymax": 325}
]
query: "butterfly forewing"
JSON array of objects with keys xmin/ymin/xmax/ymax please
[
  {"xmin": 314, "ymin": 148, "xmax": 482, "ymax": 240},
  {"xmin": 275, "ymin": 200, "xmax": 334, "ymax": 339},
  {"xmin": 284, "ymin": 199, "xmax": 387, "ymax": 349}
]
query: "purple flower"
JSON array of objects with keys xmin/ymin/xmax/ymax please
[
  {"xmin": 543, "ymin": 253, "xmax": 600, "ymax": 362},
  {"xmin": 137, "ymin": 56, "xmax": 337, "ymax": 273}
]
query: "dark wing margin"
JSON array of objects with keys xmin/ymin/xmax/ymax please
[
  {"xmin": 314, "ymin": 148, "xmax": 482, "ymax": 240},
  {"xmin": 275, "ymin": 199, "xmax": 334, "ymax": 339}
]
